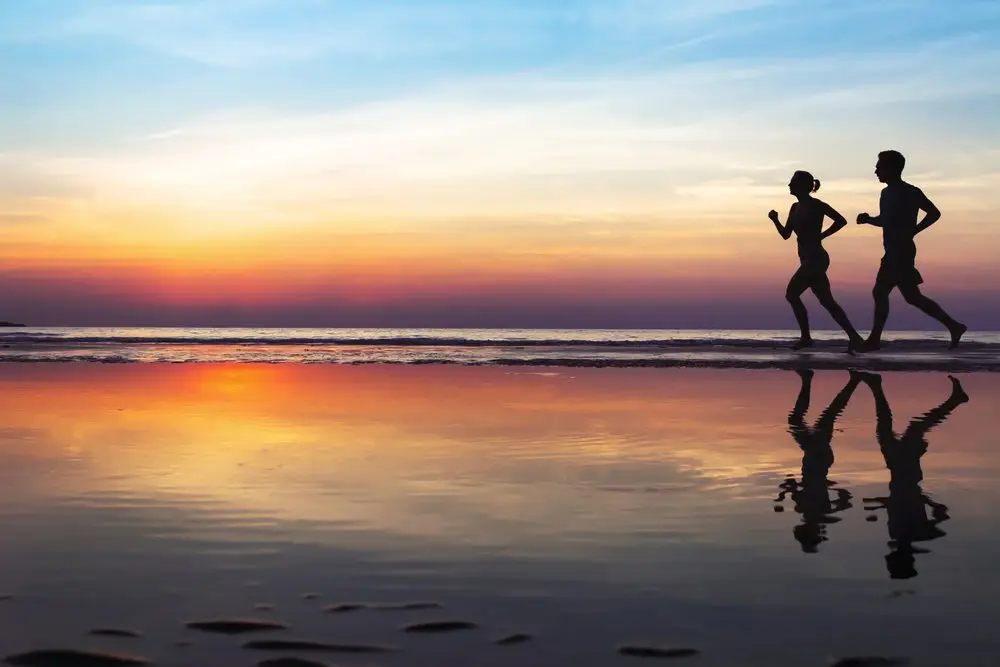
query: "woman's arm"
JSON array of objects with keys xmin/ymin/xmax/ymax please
[
  {"xmin": 769, "ymin": 204, "xmax": 795, "ymax": 240},
  {"xmin": 820, "ymin": 201, "xmax": 848, "ymax": 240}
]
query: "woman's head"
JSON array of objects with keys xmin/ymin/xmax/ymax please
[{"xmin": 789, "ymin": 170, "xmax": 821, "ymax": 196}]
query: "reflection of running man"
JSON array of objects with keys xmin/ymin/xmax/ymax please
[
  {"xmin": 775, "ymin": 370, "xmax": 858, "ymax": 553},
  {"xmin": 857, "ymin": 372, "xmax": 969, "ymax": 579},
  {"xmin": 856, "ymin": 150, "xmax": 967, "ymax": 350}
]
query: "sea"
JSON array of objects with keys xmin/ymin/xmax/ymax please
[
  {"xmin": 1, "ymin": 327, "xmax": 998, "ymax": 370},
  {"xmin": 2, "ymin": 330, "xmax": 1000, "ymax": 665}
]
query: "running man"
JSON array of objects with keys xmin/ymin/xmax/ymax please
[{"xmin": 856, "ymin": 150, "xmax": 967, "ymax": 350}]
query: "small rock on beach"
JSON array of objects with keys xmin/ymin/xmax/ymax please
[
  {"xmin": 258, "ymin": 659, "xmax": 333, "ymax": 667},
  {"xmin": 87, "ymin": 630, "xmax": 142, "ymax": 638},
  {"xmin": 185, "ymin": 618, "xmax": 286, "ymax": 634},
  {"xmin": 618, "ymin": 645, "xmax": 700, "ymax": 659},
  {"xmin": 3, "ymin": 649, "xmax": 150, "ymax": 666},
  {"xmin": 404, "ymin": 620, "xmax": 478, "ymax": 633},
  {"xmin": 373, "ymin": 601, "xmax": 442, "ymax": 611},
  {"xmin": 322, "ymin": 603, "xmax": 366, "ymax": 613},
  {"xmin": 244, "ymin": 640, "xmax": 394, "ymax": 654},
  {"xmin": 829, "ymin": 658, "xmax": 909, "ymax": 667}
]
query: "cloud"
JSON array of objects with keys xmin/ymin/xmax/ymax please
[{"xmin": 16, "ymin": 34, "xmax": 995, "ymax": 234}]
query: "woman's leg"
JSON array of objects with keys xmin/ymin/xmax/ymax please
[
  {"xmin": 811, "ymin": 276, "xmax": 864, "ymax": 350},
  {"xmin": 786, "ymin": 269, "xmax": 812, "ymax": 348}
]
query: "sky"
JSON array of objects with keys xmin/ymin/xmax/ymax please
[{"xmin": 1, "ymin": 0, "xmax": 999, "ymax": 328}]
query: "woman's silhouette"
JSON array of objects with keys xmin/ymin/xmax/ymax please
[{"xmin": 769, "ymin": 171, "xmax": 865, "ymax": 352}]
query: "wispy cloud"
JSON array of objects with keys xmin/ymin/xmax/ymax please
[{"xmin": 20, "ymin": 34, "xmax": 995, "ymax": 225}]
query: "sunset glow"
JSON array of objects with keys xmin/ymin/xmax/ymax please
[{"xmin": 2, "ymin": 1, "xmax": 999, "ymax": 327}]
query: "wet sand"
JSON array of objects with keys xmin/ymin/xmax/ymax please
[{"xmin": 1, "ymin": 364, "xmax": 999, "ymax": 666}]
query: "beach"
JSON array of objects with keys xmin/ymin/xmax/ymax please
[{"xmin": 1, "ymin": 361, "xmax": 998, "ymax": 666}]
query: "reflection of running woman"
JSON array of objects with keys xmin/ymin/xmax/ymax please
[
  {"xmin": 775, "ymin": 369, "xmax": 857, "ymax": 553},
  {"xmin": 857, "ymin": 372, "xmax": 969, "ymax": 579},
  {"xmin": 857, "ymin": 151, "xmax": 967, "ymax": 350},
  {"xmin": 769, "ymin": 171, "xmax": 865, "ymax": 353}
]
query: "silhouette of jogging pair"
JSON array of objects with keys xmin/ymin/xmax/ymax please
[
  {"xmin": 769, "ymin": 150, "xmax": 967, "ymax": 353},
  {"xmin": 775, "ymin": 370, "xmax": 968, "ymax": 578}
]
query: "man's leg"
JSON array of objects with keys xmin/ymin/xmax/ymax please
[
  {"xmin": 866, "ymin": 281, "xmax": 894, "ymax": 350},
  {"xmin": 898, "ymin": 284, "xmax": 967, "ymax": 349}
]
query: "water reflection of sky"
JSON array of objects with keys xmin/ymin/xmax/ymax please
[{"xmin": 0, "ymin": 364, "xmax": 998, "ymax": 667}]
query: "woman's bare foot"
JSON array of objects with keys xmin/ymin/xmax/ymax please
[
  {"xmin": 847, "ymin": 336, "xmax": 866, "ymax": 356},
  {"xmin": 949, "ymin": 323, "xmax": 967, "ymax": 350}
]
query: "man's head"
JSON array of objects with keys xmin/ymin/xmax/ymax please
[{"xmin": 875, "ymin": 150, "xmax": 906, "ymax": 183}]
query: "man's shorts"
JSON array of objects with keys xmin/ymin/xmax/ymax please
[{"xmin": 876, "ymin": 254, "xmax": 923, "ymax": 289}]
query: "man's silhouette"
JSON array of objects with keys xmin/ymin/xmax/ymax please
[
  {"xmin": 857, "ymin": 150, "xmax": 967, "ymax": 350},
  {"xmin": 775, "ymin": 369, "xmax": 857, "ymax": 553},
  {"xmin": 856, "ymin": 372, "xmax": 968, "ymax": 579}
]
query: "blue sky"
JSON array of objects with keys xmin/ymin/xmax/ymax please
[
  {"xmin": 1, "ymin": 0, "xmax": 1000, "ymax": 328},
  {"xmin": 4, "ymin": 0, "xmax": 998, "ymax": 149}
]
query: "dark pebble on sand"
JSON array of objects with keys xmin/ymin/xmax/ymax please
[
  {"xmin": 300, "ymin": 593, "xmax": 320, "ymax": 600},
  {"xmin": 87, "ymin": 630, "xmax": 142, "ymax": 638},
  {"xmin": 3, "ymin": 649, "xmax": 150, "ymax": 666},
  {"xmin": 244, "ymin": 640, "xmax": 394, "ymax": 654},
  {"xmin": 373, "ymin": 601, "xmax": 442, "ymax": 611},
  {"xmin": 495, "ymin": 633, "xmax": 533, "ymax": 645},
  {"xmin": 829, "ymin": 658, "xmax": 909, "ymax": 667},
  {"xmin": 866, "ymin": 515, "xmax": 879, "ymax": 522},
  {"xmin": 0, "ymin": 595, "xmax": 11, "ymax": 601},
  {"xmin": 258, "ymin": 659, "xmax": 332, "ymax": 667},
  {"xmin": 185, "ymin": 618, "xmax": 286, "ymax": 634},
  {"xmin": 404, "ymin": 620, "xmax": 478, "ymax": 633},
  {"xmin": 618, "ymin": 646, "xmax": 700, "ymax": 659},
  {"xmin": 773, "ymin": 505, "xmax": 784, "ymax": 512},
  {"xmin": 174, "ymin": 642, "xmax": 191, "ymax": 648},
  {"xmin": 255, "ymin": 603, "xmax": 275, "ymax": 611},
  {"xmin": 323, "ymin": 603, "xmax": 366, "ymax": 613}
]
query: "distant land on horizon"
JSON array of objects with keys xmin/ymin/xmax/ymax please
[{"xmin": 2, "ymin": 324, "xmax": 999, "ymax": 333}]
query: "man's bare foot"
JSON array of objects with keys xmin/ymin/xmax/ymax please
[
  {"xmin": 947, "ymin": 375, "xmax": 970, "ymax": 404},
  {"xmin": 862, "ymin": 337, "xmax": 882, "ymax": 352},
  {"xmin": 853, "ymin": 370, "xmax": 882, "ymax": 386},
  {"xmin": 791, "ymin": 338, "xmax": 813, "ymax": 351},
  {"xmin": 949, "ymin": 323, "xmax": 967, "ymax": 350}
]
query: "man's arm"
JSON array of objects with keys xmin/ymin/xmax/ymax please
[
  {"xmin": 915, "ymin": 189, "xmax": 941, "ymax": 235},
  {"xmin": 857, "ymin": 190, "xmax": 885, "ymax": 227}
]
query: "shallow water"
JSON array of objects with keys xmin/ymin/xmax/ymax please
[
  {"xmin": 0, "ymin": 364, "xmax": 998, "ymax": 666},
  {"xmin": 2, "ymin": 327, "xmax": 999, "ymax": 370}
]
